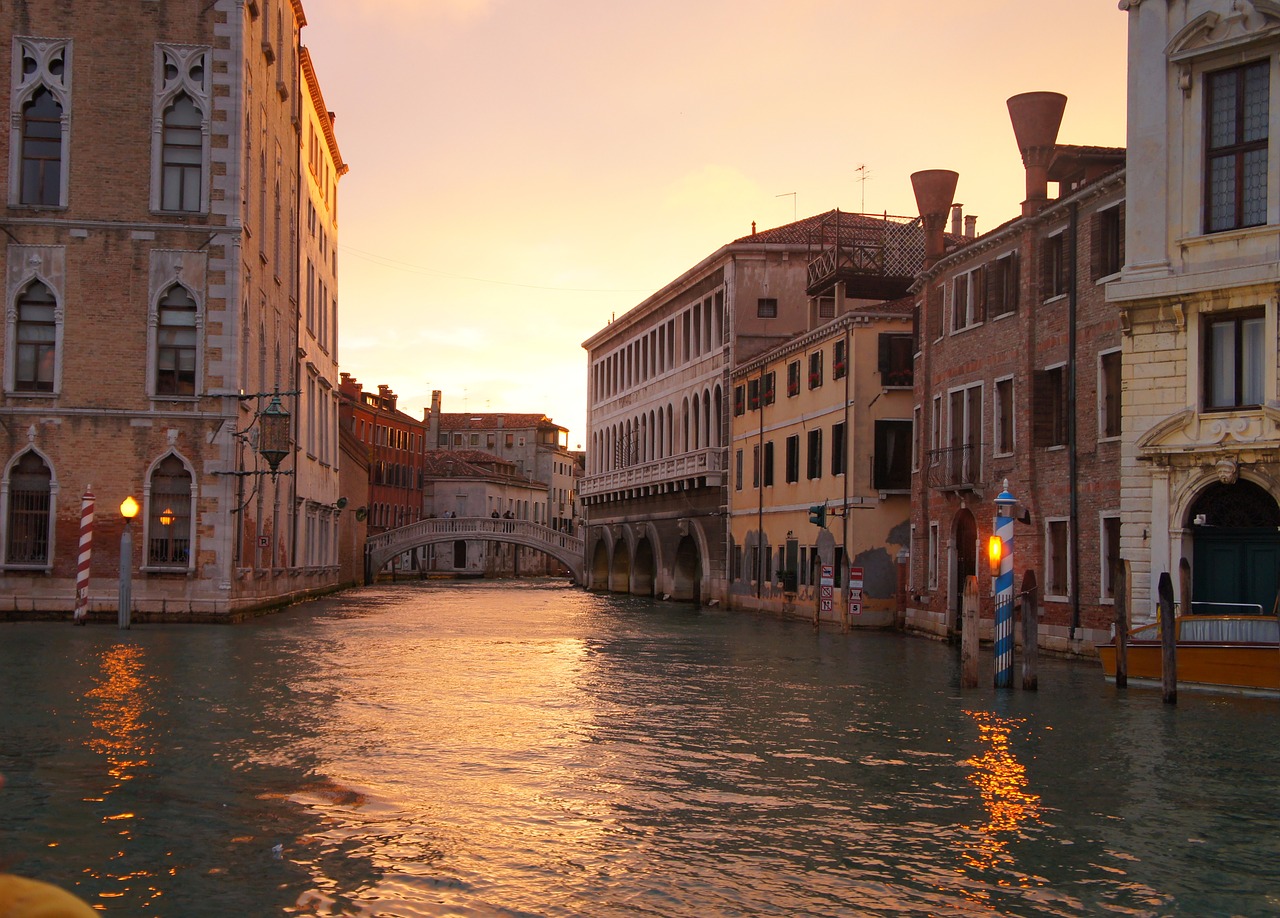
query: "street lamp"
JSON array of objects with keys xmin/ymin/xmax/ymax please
[{"xmin": 118, "ymin": 496, "xmax": 139, "ymax": 629}]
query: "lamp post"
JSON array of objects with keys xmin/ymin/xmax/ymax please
[
  {"xmin": 991, "ymin": 480, "xmax": 1017, "ymax": 688},
  {"xmin": 119, "ymin": 496, "xmax": 139, "ymax": 630}
]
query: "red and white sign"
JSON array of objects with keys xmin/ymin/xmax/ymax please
[{"xmin": 849, "ymin": 566, "xmax": 864, "ymax": 615}]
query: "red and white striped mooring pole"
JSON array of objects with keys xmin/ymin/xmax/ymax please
[{"xmin": 73, "ymin": 486, "xmax": 94, "ymax": 625}]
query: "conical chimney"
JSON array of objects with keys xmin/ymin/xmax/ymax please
[
  {"xmin": 911, "ymin": 170, "xmax": 959, "ymax": 268},
  {"xmin": 1007, "ymin": 91, "xmax": 1067, "ymax": 216}
]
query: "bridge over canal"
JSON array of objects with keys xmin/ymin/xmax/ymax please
[{"xmin": 365, "ymin": 517, "xmax": 584, "ymax": 584}]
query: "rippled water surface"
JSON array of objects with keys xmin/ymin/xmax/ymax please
[{"xmin": 3, "ymin": 581, "xmax": 1280, "ymax": 916}]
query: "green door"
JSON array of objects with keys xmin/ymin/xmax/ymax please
[{"xmin": 1193, "ymin": 529, "xmax": 1280, "ymax": 614}]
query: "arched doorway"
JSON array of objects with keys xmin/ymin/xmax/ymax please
[
  {"xmin": 1190, "ymin": 479, "xmax": 1280, "ymax": 614},
  {"xmin": 633, "ymin": 537, "xmax": 656, "ymax": 596},
  {"xmin": 672, "ymin": 535, "xmax": 702, "ymax": 604},
  {"xmin": 951, "ymin": 508, "xmax": 978, "ymax": 637}
]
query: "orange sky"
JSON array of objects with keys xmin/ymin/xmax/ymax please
[{"xmin": 299, "ymin": 0, "xmax": 1128, "ymax": 445}]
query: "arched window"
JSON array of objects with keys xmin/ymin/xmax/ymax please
[
  {"xmin": 161, "ymin": 93, "xmax": 202, "ymax": 211},
  {"xmin": 5, "ymin": 451, "xmax": 52, "ymax": 565},
  {"xmin": 148, "ymin": 455, "xmax": 192, "ymax": 568},
  {"xmin": 21, "ymin": 87, "xmax": 62, "ymax": 206},
  {"xmin": 15, "ymin": 280, "xmax": 56, "ymax": 392},
  {"xmin": 156, "ymin": 285, "xmax": 198, "ymax": 396}
]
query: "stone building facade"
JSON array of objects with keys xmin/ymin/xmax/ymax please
[
  {"xmin": 0, "ymin": 0, "xmax": 339, "ymax": 619},
  {"xmin": 1109, "ymin": 0, "xmax": 1280, "ymax": 621},
  {"xmin": 907, "ymin": 94, "xmax": 1126, "ymax": 652},
  {"xmin": 337, "ymin": 374, "xmax": 427, "ymax": 537}
]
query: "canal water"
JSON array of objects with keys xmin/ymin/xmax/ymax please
[{"xmin": 2, "ymin": 581, "xmax": 1278, "ymax": 917}]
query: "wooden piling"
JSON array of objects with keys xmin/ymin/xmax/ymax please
[
  {"xmin": 961, "ymin": 575, "xmax": 979, "ymax": 688},
  {"xmin": 1179, "ymin": 557, "xmax": 1191, "ymax": 617},
  {"xmin": 1020, "ymin": 569, "xmax": 1038, "ymax": 691},
  {"xmin": 1158, "ymin": 571, "xmax": 1177, "ymax": 704},
  {"xmin": 1114, "ymin": 559, "xmax": 1129, "ymax": 689}
]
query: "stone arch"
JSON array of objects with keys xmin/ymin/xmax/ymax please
[
  {"xmin": 633, "ymin": 533, "xmax": 656, "ymax": 596},
  {"xmin": 609, "ymin": 530, "xmax": 631, "ymax": 591}
]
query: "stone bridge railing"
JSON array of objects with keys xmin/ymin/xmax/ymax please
[{"xmin": 365, "ymin": 517, "xmax": 584, "ymax": 583}]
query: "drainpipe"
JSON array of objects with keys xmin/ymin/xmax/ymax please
[
  {"xmin": 757, "ymin": 368, "xmax": 765, "ymax": 600},
  {"xmin": 842, "ymin": 319, "xmax": 851, "ymax": 611},
  {"xmin": 1068, "ymin": 201, "xmax": 1081, "ymax": 640}
]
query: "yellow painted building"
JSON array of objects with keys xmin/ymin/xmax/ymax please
[{"xmin": 729, "ymin": 300, "xmax": 914, "ymax": 625}]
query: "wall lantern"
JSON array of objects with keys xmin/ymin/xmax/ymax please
[{"xmin": 257, "ymin": 389, "xmax": 292, "ymax": 474}]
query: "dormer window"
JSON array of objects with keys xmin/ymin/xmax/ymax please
[{"xmin": 1205, "ymin": 60, "xmax": 1269, "ymax": 233}]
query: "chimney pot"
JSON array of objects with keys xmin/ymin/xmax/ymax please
[
  {"xmin": 964, "ymin": 215, "xmax": 977, "ymax": 238},
  {"xmin": 950, "ymin": 204, "xmax": 963, "ymax": 236},
  {"xmin": 910, "ymin": 170, "xmax": 960, "ymax": 268},
  {"xmin": 1007, "ymin": 91, "xmax": 1068, "ymax": 216}
]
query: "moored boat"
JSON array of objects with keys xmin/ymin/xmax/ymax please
[{"xmin": 1097, "ymin": 613, "xmax": 1280, "ymax": 695}]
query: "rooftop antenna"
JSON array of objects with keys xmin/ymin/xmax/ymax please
[
  {"xmin": 855, "ymin": 164, "xmax": 871, "ymax": 213},
  {"xmin": 776, "ymin": 191, "xmax": 796, "ymax": 222}
]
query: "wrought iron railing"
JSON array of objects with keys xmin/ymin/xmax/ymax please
[{"xmin": 926, "ymin": 445, "xmax": 980, "ymax": 491}]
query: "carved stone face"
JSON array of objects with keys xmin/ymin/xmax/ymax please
[{"xmin": 1215, "ymin": 457, "xmax": 1239, "ymax": 485}]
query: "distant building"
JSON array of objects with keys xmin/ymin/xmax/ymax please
[
  {"xmin": 428, "ymin": 392, "xmax": 579, "ymax": 533},
  {"xmin": 908, "ymin": 94, "xmax": 1125, "ymax": 652},
  {"xmin": 338, "ymin": 375, "xmax": 427, "ymax": 536},
  {"xmin": 0, "ymin": 1, "xmax": 339, "ymax": 619},
  {"xmin": 420, "ymin": 448, "xmax": 559, "ymax": 576},
  {"xmin": 581, "ymin": 212, "xmax": 930, "ymax": 603},
  {"xmin": 729, "ymin": 299, "xmax": 915, "ymax": 624},
  {"xmin": 337, "ymin": 422, "xmax": 369, "ymax": 588},
  {"xmin": 1108, "ymin": 0, "xmax": 1280, "ymax": 620}
]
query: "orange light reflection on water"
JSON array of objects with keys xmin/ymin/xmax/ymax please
[
  {"xmin": 960, "ymin": 710, "xmax": 1043, "ymax": 880},
  {"xmin": 82, "ymin": 642, "xmax": 163, "ymax": 909}
]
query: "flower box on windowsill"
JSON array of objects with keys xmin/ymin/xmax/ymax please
[{"xmin": 809, "ymin": 373, "xmax": 822, "ymax": 388}]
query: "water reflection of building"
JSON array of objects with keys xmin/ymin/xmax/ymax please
[{"xmin": 0, "ymin": 2, "xmax": 343, "ymax": 619}]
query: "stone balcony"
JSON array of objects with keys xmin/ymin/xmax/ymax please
[{"xmin": 579, "ymin": 448, "xmax": 725, "ymax": 501}]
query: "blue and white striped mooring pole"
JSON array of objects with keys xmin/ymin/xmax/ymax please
[{"xmin": 991, "ymin": 480, "xmax": 1017, "ymax": 688}]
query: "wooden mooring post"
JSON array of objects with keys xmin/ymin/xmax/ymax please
[
  {"xmin": 1020, "ymin": 569, "xmax": 1038, "ymax": 691},
  {"xmin": 1114, "ymin": 560, "xmax": 1130, "ymax": 689},
  {"xmin": 1158, "ymin": 571, "xmax": 1177, "ymax": 704},
  {"xmin": 961, "ymin": 575, "xmax": 979, "ymax": 688}
]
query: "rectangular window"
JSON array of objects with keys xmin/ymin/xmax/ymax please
[
  {"xmin": 1206, "ymin": 60, "xmax": 1269, "ymax": 233},
  {"xmin": 757, "ymin": 297, "xmax": 778, "ymax": 318},
  {"xmin": 732, "ymin": 544, "xmax": 743, "ymax": 580},
  {"xmin": 1100, "ymin": 350, "xmax": 1122, "ymax": 438},
  {"xmin": 752, "ymin": 444, "xmax": 760, "ymax": 488},
  {"xmin": 913, "ymin": 405, "xmax": 923, "ymax": 472},
  {"xmin": 878, "ymin": 333, "xmax": 914, "ymax": 387},
  {"xmin": 831, "ymin": 422, "xmax": 846, "ymax": 476},
  {"xmin": 1094, "ymin": 205, "xmax": 1125, "ymax": 278},
  {"xmin": 1102, "ymin": 514, "xmax": 1122, "ymax": 601},
  {"xmin": 833, "ymin": 339, "xmax": 847, "ymax": 380},
  {"xmin": 762, "ymin": 371, "xmax": 776, "ymax": 405},
  {"xmin": 941, "ymin": 384, "xmax": 982, "ymax": 487},
  {"xmin": 763, "ymin": 440, "xmax": 775, "ymax": 486},
  {"xmin": 951, "ymin": 268, "xmax": 984, "ymax": 330},
  {"xmin": 785, "ymin": 435, "xmax": 800, "ymax": 483},
  {"xmin": 809, "ymin": 350, "xmax": 823, "ymax": 389},
  {"xmin": 995, "ymin": 377, "xmax": 1014, "ymax": 455},
  {"xmin": 1204, "ymin": 311, "xmax": 1265, "ymax": 409},
  {"xmin": 807, "ymin": 428, "xmax": 823, "ymax": 480},
  {"xmin": 14, "ymin": 285, "xmax": 56, "ymax": 392},
  {"xmin": 873, "ymin": 419, "xmax": 912, "ymax": 490},
  {"xmin": 735, "ymin": 448, "xmax": 743, "ymax": 491},
  {"xmin": 1044, "ymin": 234, "xmax": 1067, "ymax": 298},
  {"xmin": 1033, "ymin": 366, "xmax": 1068, "ymax": 447},
  {"xmin": 733, "ymin": 384, "xmax": 745, "ymax": 416},
  {"xmin": 1046, "ymin": 519, "xmax": 1070, "ymax": 599},
  {"xmin": 787, "ymin": 360, "xmax": 801, "ymax": 397},
  {"xmin": 987, "ymin": 251, "xmax": 1020, "ymax": 317},
  {"xmin": 505, "ymin": 433, "xmax": 514, "ymax": 447},
  {"xmin": 928, "ymin": 284, "xmax": 944, "ymax": 341},
  {"xmin": 747, "ymin": 378, "xmax": 760, "ymax": 411}
]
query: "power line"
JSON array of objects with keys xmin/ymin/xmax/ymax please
[{"xmin": 339, "ymin": 245, "xmax": 651, "ymax": 294}]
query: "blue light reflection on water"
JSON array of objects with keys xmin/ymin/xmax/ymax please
[{"xmin": 3, "ymin": 580, "xmax": 1280, "ymax": 916}]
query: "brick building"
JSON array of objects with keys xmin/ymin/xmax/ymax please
[
  {"xmin": 337, "ymin": 374, "xmax": 427, "ymax": 538},
  {"xmin": 1108, "ymin": 0, "xmax": 1280, "ymax": 621},
  {"xmin": 0, "ymin": 1, "xmax": 340, "ymax": 619},
  {"xmin": 908, "ymin": 93, "xmax": 1126, "ymax": 652}
]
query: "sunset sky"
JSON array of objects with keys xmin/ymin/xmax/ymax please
[{"xmin": 299, "ymin": 0, "xmax": 1129, "ymax": 447}]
